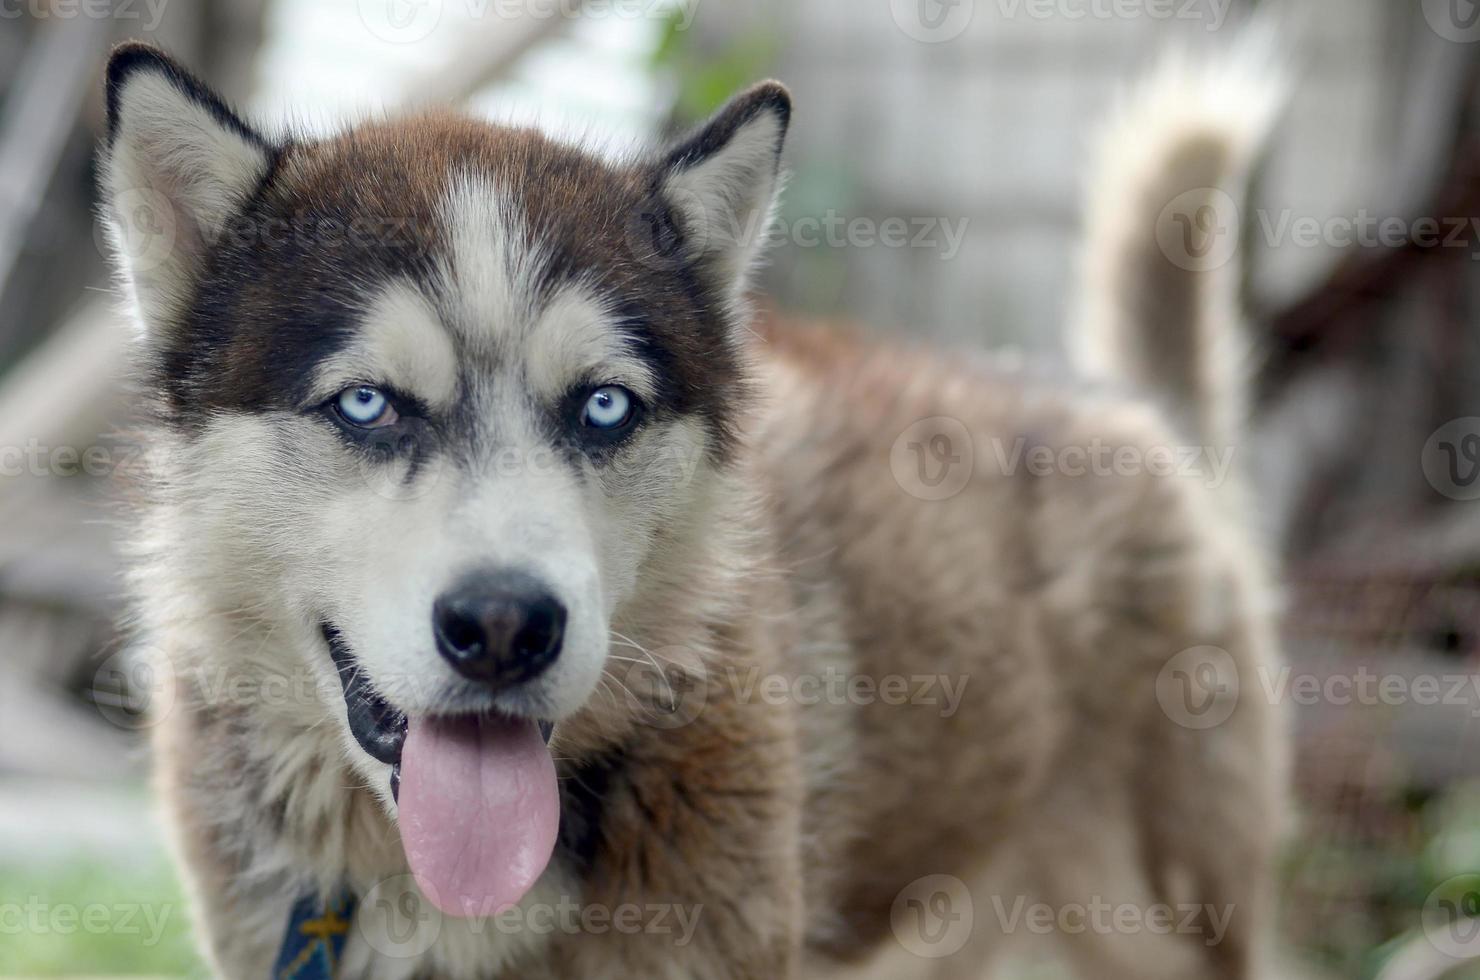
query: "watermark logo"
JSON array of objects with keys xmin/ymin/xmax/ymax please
[
  {"xmin": 357, "ymin": 0, "xmax": 444, "ymax": 43},
  {"xmin": 355, "ymin": 419, "xmax": 449, "ymax": 503},
  {"xmin": 1423, "ymin": 0, "xmax": 1480, "ymax": 42},
  {"xmin": 1423, "ymin": 418, "xmax": 1480, "ymax": 501},
  {"xmin": 1156, "ymin": 646, "xmax": 1239, "ymax": 730},
  {"xmin": 891, "ymin": 874, "xmax": 974, "ymax": 957},
  {"xmin": 359, "ymin": 874, "xmax": 442, "ymax": 958},
  {"xmin": 1156, "ymin": 187, "xmax": 1240, "ymax": 273},
  {"xmin": 91, "ymin": 648, "xmax": 176, "ymax": 732},
  {"xmin": 892, "ymin": 416, "xmax": 975, "ymax": 501},
  {"xmin": 102, "ymin": 187, "xmax": 178, "ymax": 276},
  {"xmin": 613, "ymin": 650, "xmax": 709, "ymax": 730},
  {"xmin": 625, "ymin": 189, "xmax": 703, "ymax": 274},
  {"xmin": 359, "ymin": 878, "xmax": 705, "ymax": 947},
  {"xmin": 890, "ymin": 0, "xmax": 974, "ymax": 42},
  {"xmin": 1423, "ymin": 874, "xmax": 1480, "ymax": 959}
]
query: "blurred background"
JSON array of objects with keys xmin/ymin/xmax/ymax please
[{"xmin": 1, "ymin": 0, "xmax": 1478, "ymax": 976}]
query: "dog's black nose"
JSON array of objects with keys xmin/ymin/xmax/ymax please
[{"xmin": 433, "ymin": 570, "xmax": 566, "ymax": 686}]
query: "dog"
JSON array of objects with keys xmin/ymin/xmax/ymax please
[{"xmin": 100, "ymin": 39, "xmax": 1284, "ymax": 980}]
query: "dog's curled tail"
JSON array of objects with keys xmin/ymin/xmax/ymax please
[{"xmin": 1071, "ymin": 35, "xmax": 1285, "ymax": 452}]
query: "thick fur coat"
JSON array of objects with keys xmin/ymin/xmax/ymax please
[{"xmin": 100, "ymin": 40, "xmax": 1285, "ymax": 979}]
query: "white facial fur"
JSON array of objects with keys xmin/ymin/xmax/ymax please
[
  {"xmin": 105, "ymin": 58, "xmax": 786, "ymax": 811},
  {"xmin": 155, "ymin": 174, "xmax": 714, "ymax": 787}
]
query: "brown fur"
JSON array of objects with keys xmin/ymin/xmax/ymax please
[
  {"xmin": 147, "ymin": 312, "xmax": 1280, "ymax": 978},
  {"xmin": 106, "ymin": 42, "xmax": 1283, "ymax": 980}
]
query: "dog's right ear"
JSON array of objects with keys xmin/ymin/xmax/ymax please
[
  {"xmin": 652, "ymin": 82, "xmax": 791, "ymax": 307},
  {"xmin": 101, "ymin": 43, "xmax": 274, "ymax": 336}
]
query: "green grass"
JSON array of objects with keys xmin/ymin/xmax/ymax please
[{"xmin": 0, "ymin": 859, "xmax": 203, "ymax": 977}]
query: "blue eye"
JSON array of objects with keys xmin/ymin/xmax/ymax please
[
  {"xmin": 582, "ymin": 385, "xmax": 634, "ymax": 431},
  {"xmin": 335, "ymin": 386, "xmax": 395, "ymax": 427}
]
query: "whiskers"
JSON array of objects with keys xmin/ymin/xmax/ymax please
[{"xmin": 605, "ymin": 629, "xmax": 686, "ymax": 707}]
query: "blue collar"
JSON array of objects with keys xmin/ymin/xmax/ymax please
[{"xmin": 272, "ymin": 888, "xmax": 357, "ymax": 980}]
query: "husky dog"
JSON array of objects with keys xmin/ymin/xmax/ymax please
[{"xmin": 101, "ymin": 40, "xmax": 1284, "ymax": 980}]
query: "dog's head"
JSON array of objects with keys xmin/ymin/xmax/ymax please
[{"xmin": 101, "ymin": 43, "xmax": 788, "ymax": 916}]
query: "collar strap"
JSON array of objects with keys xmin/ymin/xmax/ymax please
[{"xmin": 273, "ymin": 888, "xmax": 357, "ymax": 980}]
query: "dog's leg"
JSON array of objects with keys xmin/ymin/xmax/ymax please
[
  {"xmin": 1047, "ymin": 529, "xmax": 1280, "ymax": 979},
  {"xmin": 1128, "ymin": 584, "xmax": 1282, "ymax": 980},
  {"xmin": 1013, "ymin": 784, "xmax": 1233, "ymax": 980},
  {"xmin": 1032, "ymin": 760, "xmax": 1274, "ymax": 980}
]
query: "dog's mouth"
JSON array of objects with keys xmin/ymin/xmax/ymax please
[
  {"xmin": 323, "ymin": 624, "xmax": 561, "ymax": 919},
  {"xmin": 325, "ymin": 626, "xmax": 410, "ymax": 790}
]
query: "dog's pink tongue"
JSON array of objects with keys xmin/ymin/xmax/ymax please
[{"xmin": 398, "ymin": 715, "xmax": 559, "ymax": 919}]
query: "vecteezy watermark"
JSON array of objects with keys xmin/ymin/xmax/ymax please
[
  {"xmin": 0, "ymin": 437, "xmax": 145, "ymax": 479},
  {"xmin": 891, "ymin": 875, "xmax": 975, "ymax": 958},
  {"xmin": 614, "ymin": 656, "xmax": 972, "ymax": 731},
  {"xmin": 0, "ymin": 0, "xmax": 169, "ymax": 29},
  {"xmin": 624, "ymin": 197, "xmax": 970, "ymax": 272},
  {"xmin": 356, "ymin": 0, "xmax": 443, "ymax": 42},
  {"xmin": 91, "ymin": 653, "xmax": 346, "ymax": 732},
  {"xmin": 0, "ymin": 899, "xmax": 174, "ymax": 946},
  {"xmin": 995, "ymin": 0, "xmax": 1230, "ymax": 29},
  {"xmin": 769, "ymin": 212, "xmax": 969, "ymax": 261},
  {"xmin": 889, "ymin": 0, "xmax": 975, "ymax": 43},
  {"xmin": 1256, "ymin": 210, "xmax": 1480, "ymax": 259},
  {"xmin": 893, "ymin": 422, "xmax": 1237, "ymax": 500},
  {"xmin": 989, "ymin": 436, "xmax": 1237, "ymax": 489},
  {"xmin": 891, "ymin": 416, "xmax": 975, "ymax": 501},
  {"xmin": 355, "ymin": 0, "xmax": 697, "ymax": 44},
  {"xmin": 1156, "ymin": 187, "xmax": 1241, "ymax": 273},
  {"xmin": 102, "ymin": 201, "xmax": 437, "ymax": 271},
  {"xmin": 352, "ymin": 425, "xmax": 704, "ymax": 504},
  {"xmin": 481, "ymin": 897, "xmax": 702, "ymax": 944},
  {"xmin": 1156, "ymin": 649, "xmax": 1480, "ymax": 731},
  {"xmin": 989, "ymin": 895, "xmax": 1237, "ymax": 947},
  {"xmin": 721, "ymin": 666, "xmax": 970, "ymax": 718},
  {"xmin": 890, "ymin": 0, "xmax": 1230, "ymax": 43},
  {"xmin": 100, "ymin": 187, "xmax": 178, "ymax": 276},
  {"xmin": 357, "ymin": 874, "xmax": 704, "ymax": 959},
  {"xmin": 1158, "ymin": 200, "xmax": 1480, "ymax": 272},
  {"xmin": 1260, "ymin": 666, "xmax": 1480, "ymax": 718},
  {"xmin": 1156, "ymin": 646, "xmax": 1241, "ymax": 730},
  {"xmin": 359, "ymin": 875, "xmax": 442, "ymax": 959},
  {"xmin": 100, "ymin": 196, "xmax": 435, "ymax": 275},
  {"xmin": 1424, "ymin": 874, "xmax": 1480, "ymax": 959},
  {"xmin": 1423, "ymin": 0, "xmax": 1480, "ymax": 43},
  {"xmin": 612, "ymin": 652, "xmax": 711, "ymax": 731},
  {"xmin": 91, "ymin": 647, "xmax": 178, "ymax": 732},
  {"xmin": 1423, "ymin": 418, "xmax": 1480, "ymax": 501}
]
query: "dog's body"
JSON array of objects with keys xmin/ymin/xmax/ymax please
[{"xmin": 103, "ymin": 43, "xmax": 1283, "ymax": 980}]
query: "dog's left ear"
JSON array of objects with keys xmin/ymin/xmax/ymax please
[
  {"xmin": 654, "ymin": 82, "xmax": 791, "ymax": 302},
  {"xmin": 100, "ymin": 42, "xmax": 275, "ymax": 340}
]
